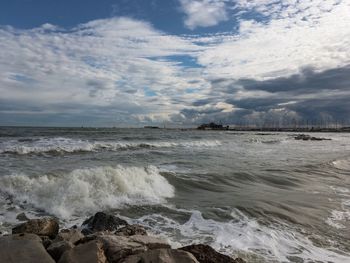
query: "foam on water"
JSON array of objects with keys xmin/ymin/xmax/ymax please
[
  {"xmin": 326, "ymin": 186, "xmax": 350, "ymax": 230},
  {"xmin": 0, "ymin": 137, "xmax": 221, "ymax": 155},
  {"xmin": 136, "ymin": 210, "xmax": 350, "ymax": 263},
  {"xmin": 332, "ymin": 158, "xmax": 350, "ymax": 171},
  {"xmin": 0, "ymin": 165, "xmax": 175, "ymax": 219}
]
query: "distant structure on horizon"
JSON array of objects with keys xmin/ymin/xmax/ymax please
[
  {"xmin": 196, "ymin": 121, "xmax": 350, "ymax": 132},
  {"xmin": 197, "ymin": 122, "xmax": 229, "ymax": 130}
]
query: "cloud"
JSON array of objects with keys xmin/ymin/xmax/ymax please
[
  {"xmin": 0, "ymin": 17, "xmax": 209, "ymax": 126},
  {"xmin": 195, "ymin": 0, "xmax": 350, "ymax": 79},
  {"xmin": 179, "ymin": 0, "xmax": 229, "ymax": 29},
  {"xmin": 175, "ymin": 65, "xmax": 350, "ymax": 125},
  {"xmin": 1, "ymin": 1, "xmax": 350, "ymax": 126}
]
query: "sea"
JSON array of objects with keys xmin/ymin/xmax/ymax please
[{"xmin": 0, "ymin": 127, "xmax": 349, "ymax": 263}]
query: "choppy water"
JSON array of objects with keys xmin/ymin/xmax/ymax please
[{"xmin": 0, "ymin": 127, "xmax": 350, "ymax": 262}]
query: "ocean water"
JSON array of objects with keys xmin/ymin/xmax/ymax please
[{"xmin": 0, "ymin": 127, "xmax": 350, "ymax": 262}]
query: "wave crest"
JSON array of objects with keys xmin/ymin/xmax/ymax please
[
  {"xmin": 332, "ymin": 158, "xmax": 350, "ymax": 171},
  {"xmin": 0, "ymin": 165, "xmax": 175, "ymax": 219},
  {"xmin": 0, "ymin": 137, "xmax": 221, "ymax": 155}
]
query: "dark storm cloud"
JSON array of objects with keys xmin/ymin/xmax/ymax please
[
  {"xmin": 178, "ymin": 65, "xmax": 350, "ymax": 125},
  {"xmin": 236, "ymin": 66, "xmax": 350, "ymax": 93}
]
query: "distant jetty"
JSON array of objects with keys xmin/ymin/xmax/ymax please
[
  {"xmin": 197, "ymin": 123, "xmax": 350, "ymax": 133},
  {"xmin": 197, "ymin": 122, "xmax": 229, "ymax": 130}
]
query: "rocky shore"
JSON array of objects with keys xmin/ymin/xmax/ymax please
[{"xmin": 0, "ymin": 212, "xmax": 246, "ymax": 263}]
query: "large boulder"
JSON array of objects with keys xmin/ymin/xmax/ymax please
[
  {"xmin": 82, "ymin": 212, "xmax": 128, "ymax": 235},
  {"xmin": 115, "ymin": 224, "xmax": 147, "ymax": 236},
  {"xmin": 97, "ymin": 234, "xmax": 170, "ymax": 262},
  {"xmin": 180, "ymin": 244, "xmax": 245, "ymax": 263},
  {"xmin": 12, "ymin": 218, "xmax": 59, "ymax": 238},
  {"xmin": 0, "ymin": 233, "xmax": 55, "ymax": 263},
  {"xmin": 124, "ymin": 248, "xmax": 200, "ymax": 263},
  {"xmin": 58, "ymin": 240, "xmax": 107, "ymax": 263},
  {"xmin": 47, "ymin": 240, "xmax": 74, "ymax": 262}
]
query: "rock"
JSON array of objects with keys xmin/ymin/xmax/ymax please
[
  {"xmin": 41, "ymin": 235, "xmax": 53, "ymax": 248},
  {"xmin": 82, "ymin": 212, "xmax": 128, "ymax": 235},
  {"xmin": 128, "ymin": 235, "xmax": 170, "ymax": 250},
  {"xmin": 54, "ymin": 229, "xmax": 84, "ymax": 244},
  {"xmin": 115, "ymin": 224, "xmax": 148, "ymax": 236},
  {"xmin": 12, "ymin": 218, "xmax": 59, "ymax": 238},
  {"xmin": 180, "ymin": 244, "xmax": 245, "ymax": 263},
  {"xmin": 294, "ymin": 134, "xmax": 331, "ymax": 141},
  {"xmin": 16, "ymin": 212, "xmax": 29, "ymax": 221},
  {"xmin": 0, "ymin": 233, "xmax": 55, "ymax": 263},
  {"xmin": 124, "ymin": 248, "xmax": 200, "ymax": 263},
  {"xmin": 47, "ymin": 240, "xmax": 74, "ymax": 262},
  {"xmin": 9, "ymin": 233, "xmax": 42, "ymax": 241},
  {"xmin": 58, "ymin": 240, "xmax": 107, "ymax": 263},
  {"xmin": 97, "ymin": 234, "xmax": 170, "ymax": 262}
]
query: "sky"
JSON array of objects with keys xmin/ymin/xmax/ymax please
[{"xmin": 0, "ymin": 0, "xmax": 349, "ymax": 127}]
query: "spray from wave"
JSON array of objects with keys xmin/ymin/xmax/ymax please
[
  {"xmin": 0, "ymin": 165, "xmax": 175, "ymax": 219},
  {"xmin": 0, "ymin": 137, "xmax": 222, "ymax": 155},
  {"xmin": 136, "ymin": 210, "xmax": 350, "ymax": 263}
]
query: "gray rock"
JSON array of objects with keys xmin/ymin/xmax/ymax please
[
  {"xmin": 0, "ymin": 233, "xmax": 55, "ymax": 263},
  {"xmin": 54, "ymin": 229, "xmax": 84, "ymax": 244},
  {"xmin": 47, "ymin": 240, "xmax": 74, "ymax": 262},
  {"xmin": 16, "ymin": 212, "xmax": 29, "ymax": 221},
  {"xmin": 294, "ymin": 134, "xmax": 331, "ymax": 141},
  {"xmin": 124, "ymin": 248, "xmax": 200, "ymax": 263},
  {"xmin": 58, "ymin": 240, "xmax": 107, "ymax": 263},
  {"xmin": 180, "ymin": 244, "xmax": 245, "ymax": 263},
  {"xmin": 97, "ymin": 234, "xmax": 170, "ymax": 262},
  {"xmin": 82, "ymin": 212, "xmax": 128, "ymax": 235},
  {"xmin": 12, "ymin": 218, "xmax": 59, "ymax": 238},
  {"xmin": 115, "ymin": 224, "xmax": 148, "ymax": 236}
]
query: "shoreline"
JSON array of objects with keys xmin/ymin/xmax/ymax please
[{"xmin": 0, "ymin": 212, "xmax": 246, "ymax": 263}]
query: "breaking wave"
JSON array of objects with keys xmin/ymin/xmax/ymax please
[
  {"xmin": 0, "ymin": 137, "xmax": 222, "ymax": 155},
  {"xmin": 136, "ymin": 210, "xmax": 350, "ymax": 263},
  {"xmin": 0, "ymin": 166, "xmax": 175, "ymax": 219}
]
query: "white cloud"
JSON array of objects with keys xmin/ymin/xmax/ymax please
[
  {"xmin": 195, "ymin": 0, "xmax": 350, "ymax": 79},
  {"xmin": 0, "ymin": 17, "xmax": 209, "ymax": 125},
  {"xmin": 179, "ymin": 0, "xmax": 229, "ymax": 29}
]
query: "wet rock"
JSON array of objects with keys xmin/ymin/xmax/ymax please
[
  {"xmin": 54, "ymin": 229, "xmax": 84, "ymax": 244},
  {"xmin": 115, "ymin": 224, "xmax": 148, "ymax": 236},
  {"xmin": 82, "ymin": 212, "xmax": 128, "ymax": 235},
  {"xmin": 0, "ymin": 233, "xmax": 55, "ymax": 263},
  {"xmin": 12, "ymin": 218, "xmax": 59, "ymax": 238},
  {"xmin": 97, "ymin": 234, "xmax": 170, "ymax": 262},
  {"xmin": 294, "ymin": 134, "xmax": 331, "ymax": 141},
  {"xmin": 41, "ymin": 235, "xmax": 53, "ymax": 249},
  {"xmin": 180, "ymin": 244, "xmax": 245, "ymax": 263},
  {"xmin": 58, "ymin": 240, "xmax": 107, "ymax": 263},
  {"xmin": 124, "ymin": 248, "xmax": 200, "ymax": 263},
  {"xmin": 47, "ymin": 240, "xmax": 74, "ymax": 262},
  {"xmin": 16, "ymin": 212, "xmax": 29, "ymax": 221}
]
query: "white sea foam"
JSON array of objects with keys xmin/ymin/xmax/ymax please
[
  {"xmin": 326, "ymin": 186, "xmax": 350, "ymax": 230},
  {"xmin": 0, "ymin": 137, "xmax": 221, "ymax": 154},
  {"xmin": 0, "ymin": 166, "xmax": 175, "ymax": 219},
  {"xmin": 136, "ymin": 210, "xmax": 350, "ymax": 263},
  {"xmin": 332, "ymin": 158, "xmax": 350, "ymax": 171}
]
